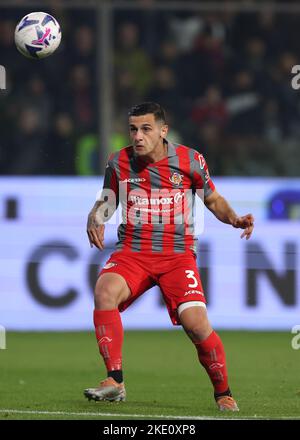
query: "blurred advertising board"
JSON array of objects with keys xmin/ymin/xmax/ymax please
[{"xmin": 0, "ymin": 177, "xmax": 299, "ymax": 330}]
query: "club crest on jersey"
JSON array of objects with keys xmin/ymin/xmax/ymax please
[{"xmin": 169, "ymin": 172, "xmax": 183, "ymax": 186}]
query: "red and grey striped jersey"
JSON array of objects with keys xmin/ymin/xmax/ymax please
[{"xmin": 101, "ymin": 141, "xmax": 215, "ymax": 254}]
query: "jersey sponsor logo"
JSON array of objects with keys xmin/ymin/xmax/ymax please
[
  {"xmin": 103, "ymin": 262, "xmax": 117, "ymax": 269},
  {"xmin": 173, "ymin": 192, "xmax": 184, "ymax": 203},
  {"xmin": 121, "ymin": 178, "xmax": 146, "ymax": 183},
  {"xmin": 127, "ymin": 190, "xmax": 187, "ymax": 221},
  {"xmin": 184, "ymin": 289, "xmax": 204, "ymax": 296},
  {"xmin": 129, "ymin": 191, "xmax": 184, "ymax": 206},
  {"xmin": 169, "ymin": 172, "xmax": 184, "ymax": 186}
]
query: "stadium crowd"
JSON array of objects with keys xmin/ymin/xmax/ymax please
[{"xmin": 0, "ymin": 2, "xmax": 299, "ymax": 176}]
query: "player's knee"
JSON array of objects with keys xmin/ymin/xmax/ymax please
[
  {"xmin": 94, "ymin": 281, "xmax": 118, "ymax": 309},
  {"xmin": 94, "ymin": 286, "xmax": 114, "ymax": 309},
  {"xmin": 178, "ymin": 303, "xmax": 212, "ymax": 341},
  {"xmin": 184, "ymin": 322, "xmax": 212, "ymax": 342},
  {"xmin": 186, "ymin": 326, "xmax": 208, "ymax": 342},
  {"xmin": 94, "ymin": 275, "xmax": 129, "ymax": 310}
]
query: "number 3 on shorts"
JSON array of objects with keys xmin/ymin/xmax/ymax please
[{"xmin": 185, "ymin": 270, "xmax": 198, "ymax": 288}]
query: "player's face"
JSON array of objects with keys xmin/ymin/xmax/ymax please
[{"xmin": 129, "ymin": 114, "xmax": 168, "ymax": 158}]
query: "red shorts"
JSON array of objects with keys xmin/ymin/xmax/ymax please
[{"xmin": 99, "ymin": 250, "xmax": 206, "ymax": 325}]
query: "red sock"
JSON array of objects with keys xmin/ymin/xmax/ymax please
[
  {"xmin": 93, "ymin": 309, "xmax": 123, "ymax": 372},
  {"xmin": 194, "ymin": 331, "xmax": 229, "ymax": 394}
]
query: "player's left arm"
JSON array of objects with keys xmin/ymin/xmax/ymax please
[
  {"xmin": 204, "ymin": 190, "xmax": 254, "ymax": 240},
  {"xmin": 192, "ymin": 151, "xmax": 254, "ymax": 240}
]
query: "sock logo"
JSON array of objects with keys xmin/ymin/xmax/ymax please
[
  {"xmin": 99, "ymin": 336, "xmax": 112, "ymax": 344},
  {"xmin": 209, "ymin": 362, "xmax": 224, "ymax": 370}
]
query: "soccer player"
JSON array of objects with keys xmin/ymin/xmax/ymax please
[{"xmin": 84, "ymin": 102, "xmax": 254, "ymax": 411}]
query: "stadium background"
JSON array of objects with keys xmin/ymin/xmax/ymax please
[{"xmin": 0, "ymin": 0, "xmax": 300, "ymax": 420}]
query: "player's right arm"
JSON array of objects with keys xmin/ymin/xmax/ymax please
[{"xmin": 87, "ymin": 158, "xmax": 119, "ymax": 250}]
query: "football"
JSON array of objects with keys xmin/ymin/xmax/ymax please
[{"xmin": 14, "ymin": 12, "xmax": 61, "ymax": 59}]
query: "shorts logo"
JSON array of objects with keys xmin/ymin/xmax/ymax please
[
  {"xmin": 103, "ymin": 262, "xmax": 117, "ymax": 269},
  {"xmin": 184, "ymin": 290, "xmax": 204, "ymax": 296},
  {"xmin": 169, "ymin": 172, "xmax": 183, "ymax": 186}
]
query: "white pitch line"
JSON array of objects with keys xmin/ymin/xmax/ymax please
[
  {"xmin": 0, "ymin": 409, "xmax": 226, "ymax": 420},
  {"xmin": 0, "ymin": 409, "xmax": 300, "ymax": 420}
]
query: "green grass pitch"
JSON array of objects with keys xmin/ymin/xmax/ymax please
[{"xmin": 0, "ymin": 330, "xmax": 299, "ymax": 420}]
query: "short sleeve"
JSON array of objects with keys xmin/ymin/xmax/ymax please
[
  {"xmin": 98, "ymin": 156, "xmax": 119, "ymax": 207},
  {"xmin": 103, "ymin": 160, "xmax": 118, "ymax": 194}
]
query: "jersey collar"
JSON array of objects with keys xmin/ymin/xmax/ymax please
[{"xmin": 166, "ymin": 141, "xmax": 177, "ymax": 157}]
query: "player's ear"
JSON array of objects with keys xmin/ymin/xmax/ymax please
[{"xmin": 161, "ymin": 124, "xmax": 168, "ymax": 139}]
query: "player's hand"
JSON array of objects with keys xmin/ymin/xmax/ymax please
[
  {"xmin": 87, "ymin": 217, "xmax": 105, "ymax": 250},
  {"xmin": 232, "ymin": 214, "xmax": 254, "ymax": 240}
]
